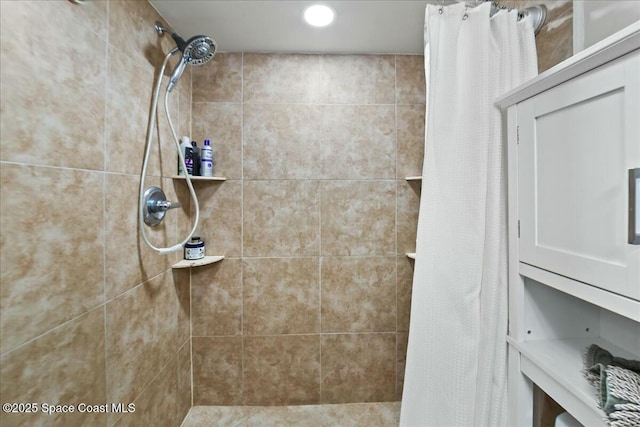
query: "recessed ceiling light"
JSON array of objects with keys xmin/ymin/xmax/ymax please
[{"xmin": 304, "ymin": 4, "xmax": 335, "ymax": 27}]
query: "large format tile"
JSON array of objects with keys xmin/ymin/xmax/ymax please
[
  {"xmin": 177, "ymin": 341, "xmax": 192, "ymax": 423},
  {"xmin": 397, "ymin": 256, "xmax": 414, "ymax": 333},
  {"xmin": 189, "ymin": 180, "xmax": 242, "ymax": 257},
  {"xmin": 320, "ymin": 105, "xmax": 395, "ymax": 179},
  {"xmin": 192, "ymin": 337, "xmax": 243, "ymax": 405},
  {"xmin": 396, "ymin": 180, "xmax": 421, "ymax": 255},
  {"xmin": 243, "ymin": 54, "xmax": 320, "ymax": 104},
  {"xmin": 104, "ymin": 173, "xmax": 171, "ymax": 299},
  {"xmin": 396, "ymin": 55, "xmax": 426, "ymax": 105},
  {"xmin": 321, "ymin": 257, "xmax": 396, "ymax": 333},
  {"xmin": 318, "ymin": 55, "xmax": 395, "ymax": 105},
  {"xmin": 535, "ymin": 4, "xmax": 573, "ymax": 73},
  {"xmin": 112, "ymin": 358, "xmax": 179, "ymax": 427},
  {"xmin": 192, "ymin": 102, "xmax": 242, "ymax": 179},
  {"xmin": 355, "ymin": 402, "xmax": 401, "ymax": 426},
  {"xmin": 106, "ymin": 46, "xmax": 158, "ymax": 175},
  {"xmin": 321, "ymin": 333, "xmax": 396, "ymax": 403},
  {"xmin": 193, "ymin": 53, "xmax": 243, "ymax": 103},
  {"xmin": 243, "ymin": 258, "xmax": 320, "ymax": 335},
  {"xmin": 0, "ymin": 164, "xmax": 104, "ymax": 353},
  {"xmin": 0, "ymin": 0, "xmax": 106, "ymax": 171},
  {"xmin": 0, "ymin": 308, "xmax": 106, "ymax": 427},
  {"xmin": 191, "ymin": 259, "xmax": 242, "ymax": 337},
  {"xmin": 243, "ymin": 335, "xmax": 321, "ymax": 405},
  {"xmin": 182, "ymin": 406, "xmax": 257, "ymax": 427},
  {"xmin": 396, "ymin": 104, "xmax": 425, "ymax": 179},
  {"xmin": 321, "ymin": 181, "xmax": 395, "ymax": 256},
  {"xmin": 243, "ymin": 104, "xmax": 323, "ymax": 179},
  {"xmin": 181, "ymin": 403, "xmax": 401, "ymax": 427},
  {"xmin": 105, "ymin": 270, "xmax": 188, "ymax": 406},
  {"xmin": 156, "ymin": 84, "xmax": 182, "ymax": 178},
  {"xmin": 108, "ymin": 0, "xmax": 175, "ymax": 70},
  {"xmin": 244, "ymin": 181, "xmax": 320, "ymax": 257},
  {"xmin": 396, "ymin": 333, "xmax": 409, "ymax": 401}
]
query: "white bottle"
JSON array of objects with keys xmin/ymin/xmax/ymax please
[
  {"xmin": 178, "ymin": 136, "xmax": 193, "ymax": 175},
  {"xmin": 201, "ymin": 139, "xmax": 214, "ymax": 177}
]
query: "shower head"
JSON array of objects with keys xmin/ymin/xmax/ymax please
[
  {"xmin": 182, "ymin": 35, "xmax": 217, "ymax": 65},
  {"xmin": 155, "ymin": 22, "xmax": 217, "ymax": 92}
]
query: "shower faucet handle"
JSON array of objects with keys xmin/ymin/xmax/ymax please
[
  {"xmin": 143, "ymin": 186, "xmax": 184, "ymax": 227},
  {"xmin": 150, "ymin": 199, "xmax": 182, "ymax": 213}
]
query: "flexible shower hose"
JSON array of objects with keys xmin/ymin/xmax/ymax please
[{"xmin": 139, "ymin": 48, "xmax": 200, "ymax": 254}]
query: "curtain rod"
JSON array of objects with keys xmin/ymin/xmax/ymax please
[{"xmin": 450, "ymin": 0, "xmax": 547, "ymax": 34}]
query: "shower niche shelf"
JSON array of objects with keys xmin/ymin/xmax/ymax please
[
  {"xmin": 172, "ymin": 255, "xmax": 224, "ymax": 269},
  {"xmin": 405, "ymin": 176, "xmax": 422, "ymax": 181},
  {"xmin": 171, "ymin": 175, "xmax": 226, "ymax": 181},
  {"xmin": 406, "ymin": 252, "xmax": 416, "ymax": 259}
]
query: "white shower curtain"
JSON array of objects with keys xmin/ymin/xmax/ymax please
[{"xmin": 400, "ymin": 3, "xmax": 537, "ymax": 426}]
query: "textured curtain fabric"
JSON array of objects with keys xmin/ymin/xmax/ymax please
[{"xmin": 400, "ymin": 3, "xmax": 537, "ymax": 426}]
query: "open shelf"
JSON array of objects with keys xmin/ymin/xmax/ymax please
[
  {"xmin": 508, "ymin": 336, "xmax": 638, "ymax": 427},
  {"xmin": 405, "ymin": 176, "xmax": 422, "ymax": 181},
  {"xmin": 171, "ymin": 175, "xmax": 226, "ymax": 181},
  {"xmin": 406, "ymin": 252, "xmax": 416, "ymax": 259},
  {"xmin": 520, "ymin": 263, "xmax": 640, "ymax": 323},
  {"xmin": 172, "ymin": 255, "xmax": 224, "ymax": 269}
]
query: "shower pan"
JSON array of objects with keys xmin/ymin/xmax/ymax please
[{"xmin": 139, "ymin": 22, "xmax": 217, "ymax": 254}]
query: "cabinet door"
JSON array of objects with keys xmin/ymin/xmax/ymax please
[{"xmin": 518, "ymin": 50, "xmax": 640, "ymax": 301}]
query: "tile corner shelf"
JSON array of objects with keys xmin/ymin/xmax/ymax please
[
  {"xmin": 171, "ymin": 175, "xmax": 226, "ymax": 181},
  {"xmin": 405, "ymin": 176, "xmax": 422, "ymax": 181},
  {"xmin": 172, "ymin": 255, "xmax": 224, "ymax": 269},
  {"xmin": 406, "ymin": 252, "xmax": 416, "ymax": 259}
]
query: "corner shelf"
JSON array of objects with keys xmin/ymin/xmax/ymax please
[
  {"xmin": 171, "ymin": 175, "xmax": 226, "ymax": 181},
  {"xmin": 172, "ymin": 255, "xmax": 224, "ymax": 269},
  {"xmin": 406, "ymin": 252, "xmax": 416, "ymax": 259},
  {"xmin": 405, "ymin": 176, "xmax": 422, "ymax": 181}
]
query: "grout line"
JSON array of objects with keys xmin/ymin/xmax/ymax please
[
  {"xmin": 394, "ymin": 54, "xmax": 400, "ymax": 399},
  {"xmin": 0, "ymin": 161, "xmax": 177, "ymax": 180},
  {"xmin": 0, "ymin": 303, "xmax": 105, "ymax": 359},
  {"xmin": 102, "ymin": 1, "xmax": 111, "ymax": 416},
  {"xmin": 238, "ymin": 255, "xmax": 397, "ymax": 260},
  {"xmin": 191, "ymin": 331, "xmax": 396, "ymax": 338},
  {"xmin": 240, "ymin": 51, "xmax": 246, "ymax": 405}
]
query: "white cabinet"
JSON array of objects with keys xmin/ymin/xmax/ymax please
[
  {"xmin": 497, "ymin": 23, "xmax": 640, "ymax": 427},
  {"xmin": 517, "ymin": 51, "xmax": 640, "ymax": 301}
]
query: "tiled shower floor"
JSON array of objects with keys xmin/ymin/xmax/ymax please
[{"xmin": 181, "ymin": 402, "xmax": 401, "ymax": 426}]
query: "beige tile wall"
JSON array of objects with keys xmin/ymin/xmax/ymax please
[
  {"xmin": 189, "ymin": 53, "xmax": 425, "ymax": 405},
  {"xmin": 0, "ymin": 1, "xmax": 191, "ymax": 426},
  {"xmin": 188, "ymin": 1, "xmax": 574, "ymax": 406}
]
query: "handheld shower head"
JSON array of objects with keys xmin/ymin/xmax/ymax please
[
  {"xmin": 183, "ymin": 35, "xmax": 217, "ymax": 65},
  {"xmin": 156, "ymin": 22, "xmax": 217, "ymax": 92}
]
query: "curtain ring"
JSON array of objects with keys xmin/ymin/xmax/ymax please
[
  {"xmin": 438, "ymin": 0, "xmax": 444, "ymax": 14},
  {"xmin": 462, "ymin": 4, "xmax": 469, "ymax": 20}
]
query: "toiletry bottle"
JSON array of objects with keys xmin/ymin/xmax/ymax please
[
  {"xmin": 178, "ymin": 136, "xmax": 194, "ymax": 175},
  {"xmin": 201, "ymin": 139, "xmax": 214, "ymax": 177},
  {"xmin": 191, "ymin": 141, "xmax": 201, "ymax": 176},
  {"xmin": 184, "ymin": 236, "xmax": 205, "ymax": 260}
]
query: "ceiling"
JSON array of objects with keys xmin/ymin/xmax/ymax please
[{"xmin": 149, "ymin": 1, "xmax": 443, "ymax": 55}]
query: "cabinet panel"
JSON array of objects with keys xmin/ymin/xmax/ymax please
[{"xmin": 518, "ymin": 51, "xmax": 640, "ymax": 301}]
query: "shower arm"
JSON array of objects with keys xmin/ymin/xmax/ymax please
[
  {"xmin": 154, "ymin": 22, "xmax": 174, "ymax": 37},
  {"xmin": 155, "ymin": 21, "xmax": 189, "ymax": 52}
]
